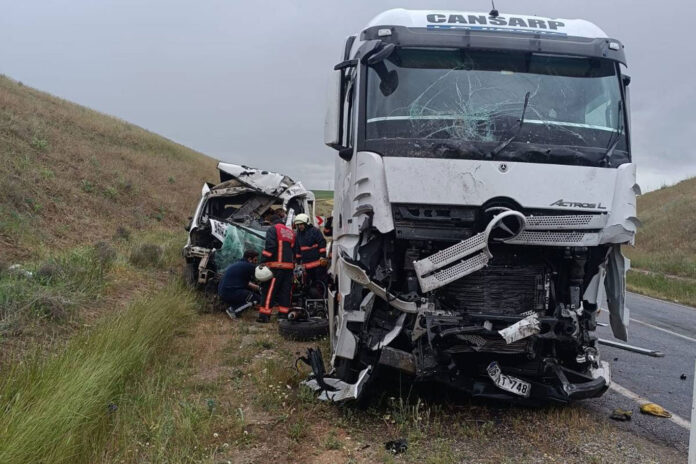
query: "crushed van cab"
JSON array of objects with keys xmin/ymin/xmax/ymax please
[{"xmin": 183, "ymin": 163, "xmax": 315, "ymax": 287}]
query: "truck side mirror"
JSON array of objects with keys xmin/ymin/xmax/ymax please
[{"xmin": 324, "ymin": 70, "xmax": 342, "ymax": 148}]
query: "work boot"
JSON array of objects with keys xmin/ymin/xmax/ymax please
[
  {"xmin": 256, "ymin": 313, "xmax": 270, "ymax": 323},
  {"xmin": 225, "ymin": 306, "xmax": 237, "ymax": 320}
]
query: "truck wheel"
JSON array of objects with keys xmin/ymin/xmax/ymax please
[
  {"xmin": 278, "ymin": 317, "xmax": 329, "ymax": 341},
  {"xmin": 183, "ymin": 262, "xmax": 198, "ymax": 287}
]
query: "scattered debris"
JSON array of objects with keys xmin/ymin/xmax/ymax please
[
  {"xmin": 610, "ymin": 408, "xmax": 633, "ymax": 421},
  {"xmin": 498, "ymin": 313, "xmax": 540, "ymax": 344},
  {"xmin": 7, "ymin": 264, "xmax": 33, "ymax": 279},
  {"xmin": 680, "ymin": 373, "xmax": 687, "ymax": 380},
  {"xmin": 639, "ymin": 403, "xmax": 672, "ymax": 418},
  {"xmin": 385, "ymin": 438, "xmax": 408, "ymax": 454}
]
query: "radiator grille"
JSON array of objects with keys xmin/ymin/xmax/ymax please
[{"xmin": 440, "ymin": 265, "xmax": 548, "ymax": 315}]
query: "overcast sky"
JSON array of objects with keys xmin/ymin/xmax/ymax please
[{"xmin": 1, "ymin": 0, "xmax": 694, "ymax": 191}]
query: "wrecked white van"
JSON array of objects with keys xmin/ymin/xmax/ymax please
[
  {"xmin": 315, "ymin": 9, "xmax": 638, "ymax": 403},
  {"xmin": 183, "ymin": 163, "xmax": 315, "ymax": 286}
]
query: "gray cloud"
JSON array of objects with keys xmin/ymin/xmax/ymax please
[{"xmin": 1, "ymin": 0, "xmax": 694, "ymax": 191}]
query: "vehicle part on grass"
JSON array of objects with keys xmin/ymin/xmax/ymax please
[
  {"xmin": 297, "ymin": 347, "xmax": 336, "ymax": 392},
  {"xmin": 278, "ymin": 317, "xmax": 329, "ymax": 341},
  {"xmin": 322, "ymin": 8, "xmax": 636, "ymax": 404},
  {"xmin": 304, "ymin": 366, "xmax": 372, "ymax": 402},
  {"xmin": 598, "ymin": 339, "xmax": 665, "ymax": 357},
  {"xmin": 610, "ymin": 408, "xmax": 633, "ymax": 421},
  {"xmin": 385, "ymin": 439, "xmax": 408, "ymax": 454},
  {"xmin": 640, "ymin": 403, "xmax": 672, "ymax": 418},
  {"xmin": 8, "ymin": 264, "xmax": 33, "ymax": 279}
]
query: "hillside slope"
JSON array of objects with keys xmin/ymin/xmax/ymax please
[
  {"xmin": 0, "ymin": 75, "xmax": 218, "ymax": 261},
  {"xmin": 624, "ymin": 176, "xmax": 695, "ymax": 305},
  {"xmin": 626, "ymin": 177, "xmax": 695, "ymax": 278}
]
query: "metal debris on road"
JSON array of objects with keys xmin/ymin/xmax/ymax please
[{"xmin": 598, "ymin": 338, "xmax": 665, "ymax": 357}]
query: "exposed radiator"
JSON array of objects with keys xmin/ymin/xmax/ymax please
[{"xmin": 439, "ymin": 264, "xmax": 548, "ymax": 315}]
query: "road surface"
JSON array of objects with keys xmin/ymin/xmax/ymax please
[{"xmin": 587, "ymin": 292, "xmax": 695, "ymax": 455}]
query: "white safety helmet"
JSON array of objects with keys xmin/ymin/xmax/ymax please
[
  {"xmin": 254, "ymin": 265, "xmax": 273, "ymax": 282},
  {"xmin": 293, "ymin": 213, "xmax": 310, "ymax": 225}
]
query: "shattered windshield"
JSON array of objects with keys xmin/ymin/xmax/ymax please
[{"xmin": 365, "ymin": 49, "xmax": 629, "ymax": 167}]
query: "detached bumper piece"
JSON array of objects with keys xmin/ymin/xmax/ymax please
[{"xmin": 298, "ymin": 347, "xmax": 372, "ymax": 402}]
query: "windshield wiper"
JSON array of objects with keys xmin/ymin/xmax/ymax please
[
  {"xmin": 490, "ymin": 91, "xmax": 531, "ymax": 158},
  {"xmin": 600, "ymin": 101, "xmax": 624, "ymax": 167}
]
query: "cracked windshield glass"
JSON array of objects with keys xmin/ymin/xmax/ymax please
[{"xmin": 366, "ymin": 48, "xmax": 628, "ymax": 166}]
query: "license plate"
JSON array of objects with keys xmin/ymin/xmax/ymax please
[{"xmin": 487, "ymin": 361, "xmax": 531, "ymax": 398}]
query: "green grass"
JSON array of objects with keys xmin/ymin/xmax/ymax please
[
  {"xmin": 627, "ymin": 270, "xmax": 696, "ymax": 307},
  {"xmin": 312, "ymin": 190, "xmax": 334, "ymax": 200},
  {"xmin": 0, "ymin": 244, "xmax": 114, "ymax": 336},
  {"xmin": 0, "ymin": 284, "xmax": 197, "ymax": 464},
  {"xmin": 625, "ymin": 177, "xmax": 696, "ymax": 279}
]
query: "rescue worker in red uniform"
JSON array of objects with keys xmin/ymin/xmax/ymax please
[
  {"xmin": 258, "ymin": 216, "xmax": 295, "ymax": 323},
  {"xmin": 293, "ymin": 214, "xmax": 328, "ymax": 298}
]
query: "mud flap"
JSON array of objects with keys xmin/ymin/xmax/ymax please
[{"xmin": 605, "ymin": 245, "xmax": 630, "ymax": 341}]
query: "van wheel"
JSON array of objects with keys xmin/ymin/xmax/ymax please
[{"xmin": 279, "ymin": 317, "xmax": 329, "ymax": 341}]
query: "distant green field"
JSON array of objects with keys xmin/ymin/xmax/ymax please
[{"xmin": 312, "ymin": 190, "xmax": 334, "ymax": 200}]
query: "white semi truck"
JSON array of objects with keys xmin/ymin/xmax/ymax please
[{"xmin": 316, "ymin": 9, "xmax": 638, "ymax": 403}]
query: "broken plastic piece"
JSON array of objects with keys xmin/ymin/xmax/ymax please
[
  {"xmin": 303, "ymin": 367, "xmax": 372, "ymax": 402},
  {"xmin": 640, "ymin": 403, "xmax": 672, "ymax": 418},
  {"xmin": 610, "ymin": 408, "xmax": 632, "ymax": 421},
  {"xmin": 498, "ymin": 314, "xmax": 540, "ymax": 344},
  {"xmin": 385, "ymin": 438, "xmax": 408, "ymax": 454}
]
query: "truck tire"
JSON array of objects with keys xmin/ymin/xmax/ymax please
[{"xmin": 278, "ymin": 317, "xmax": 329, "ymax": 341}]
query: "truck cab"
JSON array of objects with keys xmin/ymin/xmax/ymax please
[{"xmin": 322, "ymin": 9, "xmax": 638, "ymax": 403}]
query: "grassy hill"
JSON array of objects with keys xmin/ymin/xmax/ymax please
[
  {"xmin": 626, "ymin": 177, "xmax": 695, "ymax": 278},
  {"xmin": 0, "ymin": 75, "xmax": 217, "ymax": 262},
  {"xmin": 625, "ymin": 177, "xmax": 695, "ymax": 305}
]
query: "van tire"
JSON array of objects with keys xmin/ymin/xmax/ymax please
[{"xmin": 278, "ymin": 317, "xmax": 329, "ymax": 341}]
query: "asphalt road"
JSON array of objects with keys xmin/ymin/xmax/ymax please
[{"xmin": 586, "ymin": 292, "xmax": 696, "ymax": 455}]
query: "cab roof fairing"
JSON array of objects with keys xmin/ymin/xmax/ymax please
[
  {"xmin": 348, "ymin": 9, "xmax": 626, "ymax": 65},
  {"xmin": 364, "ymin": 9, "xmax": 610, "ymax": 38}
]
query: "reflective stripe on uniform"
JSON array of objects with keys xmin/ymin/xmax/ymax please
[
  {"xmin": 304, "ymin": 260, "xmax": 322, "ymax": 270},
  {"xmin": 278, "ymin": 306, "xmax": 290, "ymax": 314},
  {"xmin": 267, "ymin": 262, "xmax": 294, "ymax": 270},
  {"xmin": 260, "ymin": 278, "xmax": 276, "ymax": 314}
]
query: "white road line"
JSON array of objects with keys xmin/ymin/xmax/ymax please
[
  {"xmin": 630, "ymin": 318, "xmax": 696, "ymax": 344},
  {"xmin": 610, "ymin": 382, "xmax": 691, "ymax": 430}
]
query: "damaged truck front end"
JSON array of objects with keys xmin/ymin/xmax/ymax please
[{"xmin": 316, "ymin": 9, "xmax": 638, "ymax": 403}]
